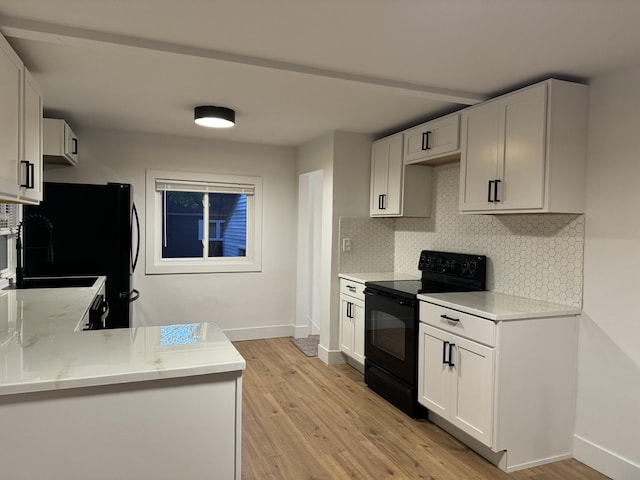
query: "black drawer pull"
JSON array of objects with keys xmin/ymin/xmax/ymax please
[{"xmin": 441, "ymin": 314, "xmax": 460, "ymax": 323}]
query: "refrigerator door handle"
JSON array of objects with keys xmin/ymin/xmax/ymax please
[
  {"xmin": 129, "ymin": 289, "xmax": 140, "ymax": 303},
  {"xmin": 131, "ymin": 203, "xmax": 140, "ymax": 272}
]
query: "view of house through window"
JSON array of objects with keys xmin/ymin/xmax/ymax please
[
  {"xmin": 161, "ymin": 191, "xmax": 247, "ymax": 259},
  {"xmin": 145, "ymin": 170, "xmax": 262, "ymax": 274}
]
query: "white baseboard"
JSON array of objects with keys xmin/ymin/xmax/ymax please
[
  {"xmin": 573, "ymin": 435, "xmax": 640, "ymax": 480},
  {"xmin": 318, "ymin": 344, "xmax": 345, "ymax": 365},
  {"xmin": 223, "ymin": 324, "xmax": 294, "ymax": 342},
  {"xmin": 293, "ymin": 324, "xmax": 310, "ymax": 339}
]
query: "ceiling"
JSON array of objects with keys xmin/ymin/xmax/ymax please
[{"xmin": 1, "ymin": 0, "xmax": 640, "ymax": 147}]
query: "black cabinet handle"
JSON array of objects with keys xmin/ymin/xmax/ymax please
[
  {"xmin": 442, "ymin": 340, "xmax": 449, "ymax": 364},
  {"xmin": 72, "ymin": 138, "xmax": 78, "ymax": 155},
  {"xmin": 487, "ymin": 180, "xmax": 494, "ymax": 202},
  {"xmin": 448, "ymin": 343, "xmax": 456, "ymax": 367},
  {"xmin": 378, "ymin": 194, "xmax": 384, "ymax": 210},
  {"xmin": 347, "ymin": 302, "xmax": 352, "ymax": 319},
  {"xmin": 422, "ymin": 131, "xmax": 432, "ymax": 150},
  {"xmin": 494, "ymin": 179, "xmax": 501, "ymax": 202},
  {"xmin": 441, "ymin": 314, "xmax": 460, "ymax": 323},
  {"xmin": 19, "ymin": 161, "xmax": 34, "ymax": 189}
]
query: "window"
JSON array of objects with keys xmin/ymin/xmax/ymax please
[{"xmin": 145, "ymin": 170, "xmax": 262, "ymax": 274}]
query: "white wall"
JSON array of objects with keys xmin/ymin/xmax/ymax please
[
  {"xmin": 574, "ymin": 63, "xmax": 640, "ymax": 479},
  {"xmin": 296, "ymin": 131, "xmax": 372, "ymax": 364},
  {"xmin": 43, "ymin": 127, "xmax": 298, "ymax": 341}
]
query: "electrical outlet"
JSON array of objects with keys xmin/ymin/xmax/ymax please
[{"xmin": 342, "ymin": 238, "xmax": 351, "ymax": 252}]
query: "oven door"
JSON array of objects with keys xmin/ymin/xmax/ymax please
[{"xmin": 364, "ymin": 288, "xmax": 416, "ymax": 385}]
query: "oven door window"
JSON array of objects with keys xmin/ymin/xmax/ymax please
[{"xmin": 370, "ymin": 311, "xmax": 406, "ymax": 360}]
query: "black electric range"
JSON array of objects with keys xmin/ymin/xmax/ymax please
[{"xmin": 362, "ymin": 250, "xmax": 487, "ymax": 417}]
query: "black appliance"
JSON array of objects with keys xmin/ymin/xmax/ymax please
[
  {"xmin": 23, "ymin": 182, "xmax": 140, "ymax": 329},
  {"xmin": 363, "ymin": 250, "xmax": 486, "ymax": 418}
]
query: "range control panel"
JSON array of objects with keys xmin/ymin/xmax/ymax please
[{"xmin": 418, "ymin": 250, "xmax": 486, "ymax": 280}]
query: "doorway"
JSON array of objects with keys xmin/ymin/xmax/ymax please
[{"xmin": 295, "ymin": 170, "xmax": 323, "ymax": 338}]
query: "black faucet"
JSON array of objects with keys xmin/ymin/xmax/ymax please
[{"xmin": 16, "ymin": 214, "xmax": 54, "ymax": 288}]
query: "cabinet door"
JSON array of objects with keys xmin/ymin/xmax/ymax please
[
  {"xmin": 459, "ymin": 102, "xmax": 501, "ymax": 211},
  {"xmin": 370, "ymin": 134, "xmax": 403, "ymax": 216},
  {"xmin": 339, "ymin": 297, "xmax": 353, "ymax": 357},
  {"xmin": 450, "ymin": 335, "xmax": 495, "ymax": 446},
  {"xmin": 351, "ymin": 300, "xmax": 365, "ymax": 364},
  {"xmin": 417, "ymin": 323, "xmax": 450, "ymax": 417},
  {"xmin": 496, "ymin": 83, "xmax": 547, "ymax": 210},
  {"xmin": 404, "ymin": 114, "xmax": 459, "ymax": 164},
  {"xmin": 0, "ymin": 35, "xmax": 22, "ymax": 201},
  {"xmin": 19, "ymin": 68, "xmax": 43, "ymax": 204}
]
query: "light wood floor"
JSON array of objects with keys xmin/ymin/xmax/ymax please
[{"xmin": 234, "ymin": 337, "xmax": 609, "ymax": 480}]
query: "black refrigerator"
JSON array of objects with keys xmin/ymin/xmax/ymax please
[{"xmin": 23, "ymin": 182, "xmax": 140, "ymax": 328}]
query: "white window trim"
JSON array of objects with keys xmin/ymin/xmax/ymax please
[{"xmin": 145, "ymin": 169, "xmax": 263, "ymax": 274}]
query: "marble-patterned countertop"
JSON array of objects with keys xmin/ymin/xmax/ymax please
[
  {"xmin": 417, "ymin": 291, "xmax": 581, "ymax": 321},
  {"xmin": 0, "ymin": 278, "xmax": 245, "ymax": 396},
  {"xmin": 339, "ymin": 272, "xmax": 420, "ymax": 283}
]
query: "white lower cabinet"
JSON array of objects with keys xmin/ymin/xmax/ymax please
[
  {"xmin": 339, "ymin": 279, "xmax": 365, "ymax": 364},
  {"xmin": 418, "ymin": 299, "xmax": 579, "ymax": 472},
  {"xmin": 418, "ymin": 323, "xmax": 495, "ymax": 446}
]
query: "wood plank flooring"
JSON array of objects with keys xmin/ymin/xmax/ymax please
[{"xmin": 234, "ymin": 337, "xmax": 609, "ymax": 480}]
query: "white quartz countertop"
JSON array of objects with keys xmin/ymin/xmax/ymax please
[
  {"xmin": 339, "ymin": 272, "xmax": 420, "ymax": 283},
  {"xmin": 0, "ymin": 278, "xmax": 245, "ymax": 396},
  {"xmin": 417, "ymin": 291, "xmax": 581, "ymax": 321}
]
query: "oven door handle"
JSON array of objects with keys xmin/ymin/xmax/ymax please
[{"xmin": 363, "ymin": 288, "xmax": 378, "ymax": 296}]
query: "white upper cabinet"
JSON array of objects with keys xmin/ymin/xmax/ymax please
[
  {"xmin": 43, "ymin": 118, "xmax": 79, "ymax": 166},
  {"xmin": 403, "ymin": 113, "xmax": 460, "ymax": 164},
  {"xmin": 370, "ymin": 132, "xmax": 432, "ymax": 217},
  {"xmin": 0, "ymin": 33, "xmax": 23, "ymax": 202},
  {"xmin": 459, "ymin": 79, "xmax": 588, "ymax": 214},
  {"xmin": 0, "ymin": 32, "xmax": 43, "ymax": 205},
  {"xmin": 370, "ymin": 133, "xmax": 404, "ymax": 216},
  {"xmin": 19, "ymin": 68, "xmax": 44, "ymax": 204}
]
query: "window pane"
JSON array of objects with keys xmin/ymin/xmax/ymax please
[
  {"xmin": 0, "ymin": 235, "xmax": 7, "ymax": 271},
  {"xmin": 208, "ymin": 193, "xmax": 247, "ymax": 258},
  {"xmin": 162, "ymin": 191, "xmax": 204, "ymax": 259}
]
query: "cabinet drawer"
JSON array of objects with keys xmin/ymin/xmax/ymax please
[
  {"xmin": 404, "ymin": 114, "xmax": 460, "ymax": 164},
  {"xmin": 340, "ymin": 279, "xmax": 365, "ymax": 301},
  {"xmin": 419, "ymin": 301, "xmax": 496, "ymax": 347}
]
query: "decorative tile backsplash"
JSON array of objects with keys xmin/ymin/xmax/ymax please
[
  {"xmin": 340, "ymin": 163, "xmax": 584, "ymax": 307},
  {"xmin": 338, "ymin": 216, "xmax": 395, "ymax": 273}
]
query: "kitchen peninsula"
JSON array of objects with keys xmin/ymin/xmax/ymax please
[{"xmin": 0, "ymin": 277, "xmax": 245, "ymax": 480}]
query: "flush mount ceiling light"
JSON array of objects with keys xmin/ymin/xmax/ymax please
[{"xmin": 194, "ymin": 106, "xmax": 235, "ymax": 128}]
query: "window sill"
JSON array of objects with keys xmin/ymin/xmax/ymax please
[{"xmin": 145, "ymin": 258, "xmax": 261, "ymax": 275}]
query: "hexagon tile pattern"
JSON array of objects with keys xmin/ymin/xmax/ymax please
[
  {"xmin": 339, "ymin": 216, "xmax": 395, "ymax": 273},
  {"xmin": 394, "ymin": 163, "xmax": 584, "ymax": 307}
]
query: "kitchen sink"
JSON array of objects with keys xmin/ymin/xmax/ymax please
[{"xmin": 13, "ymin": 276, "xmax": 99, "ymax": 289}]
